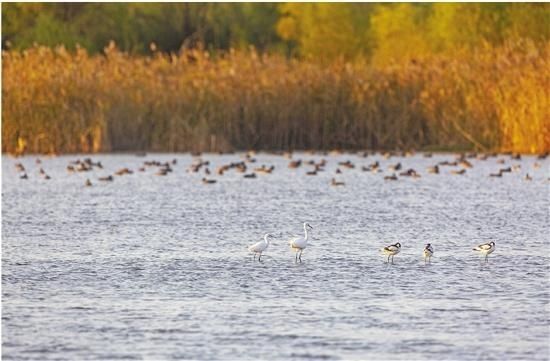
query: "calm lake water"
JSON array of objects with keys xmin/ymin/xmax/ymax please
[{"xmin": 2, "ymin": 152, "xmax": 549, "ymax": 360}]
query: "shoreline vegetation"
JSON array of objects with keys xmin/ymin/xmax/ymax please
[{"xmin": 2, "ymin": 40, "xmax": 549, "ymax": 155}]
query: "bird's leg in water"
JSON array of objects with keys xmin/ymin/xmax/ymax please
[
  {"xmin": 258, "ymin": 253, "xmax": 262, "ymax": 262},
  {"xmin": 299, "ymin": 250, "xmax": 302, "ymax": 262},
  {"xmin": 295, "ymin": 252, "xmax": 298, "ymax": 262},
  {"xmin": 387, "ymin": 255, "xmax": 390, "ymax": 263}
]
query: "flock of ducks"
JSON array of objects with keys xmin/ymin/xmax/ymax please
[
  {"xmin": 11, "ymin": 150, "xmax": 548, "ymax": 186},
  {"xmin": 248, "ymin": 222, "xmax": 497, "ymax": 264}
]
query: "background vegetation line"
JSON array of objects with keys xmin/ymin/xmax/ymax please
[{"xmin": 2, "ymin": 3, "xmax": 549, "ymax": 154}]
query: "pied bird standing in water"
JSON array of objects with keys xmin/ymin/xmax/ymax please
[
  {"xmin": 423, "ymin": 243, "xmax": 434, "ymax": 263},
  {"xmin": 289, "ymin": 223, "xmax": 313, "ymax": 262},
  {"xmin": 382, "ymin": 242, "xmax": 401, "ymax": 263},
  {"xmin": 473, "ymin": 241, "xmax": 495, "ymax": 262},
  {"xmin": 248, "ymin": 234, "xmax": 273, "ymax": 261}
]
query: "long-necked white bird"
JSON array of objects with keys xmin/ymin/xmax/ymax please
[
  {"xmin": 473, "ymin": 241, "xmax": 495, "ymax": 262},
  {"xmin": 289, "ymin": 222, "xmax": 313, "ymax": 262},
  {"xmin": 423, "ymin": 243, "xmax": 434, "ymax": 263},
  {"xmin": 248, "ymin": 233, "xmax": 273, "ymax": 261},
  {"xmin": 382, "ymin": 242, "xmax": 401, "ymax": 263}
]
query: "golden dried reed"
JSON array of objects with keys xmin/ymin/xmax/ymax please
[{"xmin": 2, "ymin": 39, "xmax": 548, "ymax": 154}]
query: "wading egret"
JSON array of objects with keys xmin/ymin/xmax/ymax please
[
  {"xmin": 289, "ymin": 223, "xmax": 313, "ymax": 262},
  {"xmin": 248, "ymin": 234, "xmax": 273, "ymax": 261}
]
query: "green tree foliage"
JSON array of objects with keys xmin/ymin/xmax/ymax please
[
  {"xmin": 2, "ymin": 3, "xmax": 282, "ymax": 53},
  {"xmin": 277, "ymin": 3, "xmax": 374, "ymax": 60},
  {"xmin": 2, "ymin": 3, "xmax": 549, "ymax": 59}
]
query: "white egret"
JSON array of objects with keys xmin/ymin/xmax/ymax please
[
  {"xmin": 248, "ymin": 233, "xmax": 273, "ymax": 261},
  {"xmin": 289, "ymin": 223, "xmax": 313, "ymax": 262},
  {"xmin": 473, "ymin": 241, "xmax": 495, "ymax": 262},
  {"xmin": 382, "ymin": 242, "xmax": 401, "ymax": 263}
]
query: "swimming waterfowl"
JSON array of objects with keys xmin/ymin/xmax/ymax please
[
  {"xmin": 244, "ymin": 153, "xmax": 257, "ymax": 163},
  {"xmin": 335, "ymin": 168, "xmax": 342, "ymax": 174},
  {"xmin": 368, "ymin": 161, "xmax": 380, "ymax": 171},
  {"xmin": 39, "ymin": 168, "xmax": 46, "ymax": 175},
  {"xmin": 438, "ymin": 160, "xmax": 458, "ymax": 166},
  {"xmin": 235, "ymin": 162, "xmax": 247, "ymax": 173},
  {"xmin": 338, "ymin": 160, "xmax": 355, "ymax": 169},
  {"xmin": 331, "ymin": 178, "xmax": 345, "ymax": 186},
  {"xmin": 473, "ymin": 241, "xmax": 495, "ymax": 262},
  {"xmin": 255, "ymin": 165, "xmax": 275, "ymax": 174},
  {"xmin": 115, "ymin": 168, "xmax": 133, "ymax": 176},
  {"xmin": 15, "ymin": 163, "xmax": 25, "ymax": 172},
  {"xmin": 189, "ymin": 160, "xmax": 209, "ymax": 173},
  {"xmin": 306, "ymin": 170, "xmax": 317, "ymax": 176},
  {"xmin": 288, "ymin": 160, "xmax": 302, "ymax": 168},
  {"xmin": 382, "ymin": 242, "xmax": 401, "ymax": 263},
  {"xmin": 459, "ymin": 160, "xmax": 473, "ymax": 168},
  {"xmin": 85, "ymin": 179, "xmax": 92, "ymax": 186},
  {"xmin": 489, "ymin": 171, "xmax": 503, "ymax": 177},
  {"xmin": 384, "ymin": 174, "xmax": 398, "ymax": 181},
  {"xmin": 423, "ymin": 244, "xmax": 434, "ymax": 263},
  {"xmin": 202, "ymin": 177, "xmax": 216, "ymax": 184},
  {"xmin": 427, "ymin": 165, "xmax": 439, "ymax": 174},
  {"xmin": 399, "ymin": 169, "xmax": 420, "ymax": 178},
  {"xmin": 524, "ymin": 174, "xmax": 532, "ymax": 181},
  {"xmin": 451, "ymin": 169, "xmax": 466, "ymax": 175},
  {"xmin": 388, "ymin": 162, "xmax": 402, "ymax": 171},
  {"xmin": 243, "ymin": 173, "xmax": 257, "ymax": 178},
  {"xmin": 44, "ymin": 174, "xmax": 51, "ymax": 180},
  {"xmin": 98, "ymin": 175, "xmax": 114, "ymax": 182},
  {"xmin": 500, "ymin": 167, "xmax": 512, "ymax": 173},
  {"xmin": 20, "ymin": 173, "xmax": 28, "ymax": 179},
  {"xmin": 76, "ymin": 163, "xmax": 91, "ymax": 172}
]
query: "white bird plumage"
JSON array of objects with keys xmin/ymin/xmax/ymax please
[
  {"xmin": 473, "ymin": 241, "xmax": 495, "ymax": 262},
  {"xmin": 248, "ymin": 233, "xmax": 273, "ymax": 261},
  {"xmin": 423, "ymin": 243, "xmax": 434, "ymax": 263},
  {"xmin": 382, "ymin": 242, "xmax": 401, "ymax": 263},
  {"xmin": 289, "ymin": 222, "xmax": 313, "ymax": 262}
]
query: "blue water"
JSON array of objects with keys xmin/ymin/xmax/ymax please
[{"xmin": 2, "ymin": 152, "xmax": 549, "ymax": 360}]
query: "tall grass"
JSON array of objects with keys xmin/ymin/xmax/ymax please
[{"xmin": 2, "ymin": 39, "xmax": 548, "ymax": 154}]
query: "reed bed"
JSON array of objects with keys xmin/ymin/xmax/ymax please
[{"xmin": 2, "ymin": 39, "xmax": 549, "ymax": 154}]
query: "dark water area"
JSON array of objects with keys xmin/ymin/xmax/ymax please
[{"xmin": 2, "ymin": 152, "xmax": 549, "ymax": 360}]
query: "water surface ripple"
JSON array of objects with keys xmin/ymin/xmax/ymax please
[{"xmin": 2, "ymin": 153, "xmax": 549, "ymax": 360}]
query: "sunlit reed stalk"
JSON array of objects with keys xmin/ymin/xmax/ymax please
[{"xmin": 2, "ymin": 39, "xmax": 548, "ymax": 155}]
